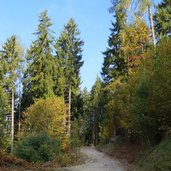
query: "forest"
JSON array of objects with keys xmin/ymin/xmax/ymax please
[{"xmin": 0, "ymin": 0, "xmax": 171, "ymax": 170}]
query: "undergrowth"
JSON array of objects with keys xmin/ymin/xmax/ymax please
[{"xmin": 136, "ymin": 137, "xmax": 171, "ymax": 171}]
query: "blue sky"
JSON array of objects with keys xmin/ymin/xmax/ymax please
[{"xmin": 0, "ymin": 0, "xmax": 161, "ymax": 91}]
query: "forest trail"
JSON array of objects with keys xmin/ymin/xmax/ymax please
[{"xmin": 56, "ymin": 146, "xmax": 126, "ymax": 171}]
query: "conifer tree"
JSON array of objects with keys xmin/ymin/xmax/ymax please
[
  {"xmin": 22, "ymin": 10, "xmax": 55, "ymax": 108},
  {"xmin": 55, "ymin": 18, "xmax": 84, "ymax": 135},
  {"xmin": 55, "ymin": 18, "xmax": 84, "ymax": 96},
  {"xmin": 90, "ymin": 76, "xmax": 102, "ymax": 145},
  {"xmin": 154, "ymin": 0, "xmax": 171, "ymax": 38},
  {"xmin": 101, "ymin": 5, "xmax": 126, "ymax": 83},
  {"xmin": 0, "ymin": 35, "xmax": 23, "ymax": 154}
]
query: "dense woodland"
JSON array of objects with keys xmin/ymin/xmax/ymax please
[{"xmin": 0, "ymin": 0, "xmax": 171, "ymax": 168}]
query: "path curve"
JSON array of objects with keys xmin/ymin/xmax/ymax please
[{"xmin": 57, "ymin": 146, "xmax": 126, "ymax": 171}]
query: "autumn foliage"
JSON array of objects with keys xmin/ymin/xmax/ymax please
[
  {"xmin": 22, "ymin": 97, "xmax": 67, "ymax": 137},
  {"xmin": 19, "ymin": 97, "xmax": 69, "ymax": 150}
]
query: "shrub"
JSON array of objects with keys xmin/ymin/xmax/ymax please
[
  {"xmin": 136, "ymin": 137, "xmax": 171, "ymax": 171},
  {"xmin": 14, "ymin": 133, "xmax": 60, "ymax": 163},
  {"xmin": 129, "ymin": 37, "xmax": 171, "ymax": 144},
  {"xmin": 21, "ymin": 97, "xmax": 68, "ymax": 149}
]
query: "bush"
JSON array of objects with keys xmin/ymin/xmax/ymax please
[
  {"xmin": 14, "ymin": 133, "xmax": 60, "ymax": 163},
  {"xmin": 57, "ymin": 152, "xmax": 77, "ymax": 167},
  {"xmin": 129, "ymin": 37, "xmax": 171, "ymax": 144},
  {"xmin": 21, "ymin": 97, "xmax": 69, "ymax": 149}
]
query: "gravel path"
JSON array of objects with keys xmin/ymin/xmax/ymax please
[{"xmin": 57, "ymin": 146, "xmax": 126, "ymax": 171}]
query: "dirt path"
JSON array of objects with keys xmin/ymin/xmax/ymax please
[{"xmin": 57, "ymin": 147, "xmax": 126, "ymax": 171}]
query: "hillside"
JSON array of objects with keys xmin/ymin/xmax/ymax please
[{"xmin": 136, "ymin": 137, "xmax": 171, "ymax": 171}]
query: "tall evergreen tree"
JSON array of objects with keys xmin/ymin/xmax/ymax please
[
  {"xmin": 81, "ymin": 87, "xmax": 91, "ymax": 118},
  {"xmin": 90, "ymin": 76, "xmax": 102, "ymax": 145},
  {"xmin": 55, "ymin": 18, "xmax": 84, "ymax": 123},
  {"xmin": 0, "ymin": 36, "xmax": 23, "ymax": 90},
  {"xmin": 22, "ymin": 10, "xmax": 55, "ymax": 109},
  {"xmin": 55, "ymin": 18, "xmax": 84, "ymax": 96},
  {"xmin": 0, "ymin": 35, "xmax": 24, "ymax": 153},
  {"xmin": 154, "ymin": 0, "xmax": 171, "ymax": 38},
  {"xmin": 101, "ymin": 5, "xmax": 126, "ymax": 83}
]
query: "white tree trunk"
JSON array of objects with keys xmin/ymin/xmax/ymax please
[
  {"xmin": 147, "ymin": 0, "xmax": 156, "ymax": 46},
  {"xmin": 11, "ymin": 90, "xmax": 14, "ymax": 154},
  {"xmin": 68, "ymin": 86, "xmax": 71, "ymax": 136},
  {"xmin": 18, "ymin": 98, "xmax": 21, "ymax": 139}
]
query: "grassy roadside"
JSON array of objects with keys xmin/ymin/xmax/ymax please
[
  {"xmin": 135, "ymin": 137, "xmax": 171, "ymax": 171},
  {"xmin": 0, "ymin": 148, "xmax": 85, "ymax": 171},
  {"xmin": 97, "ymin": 140, "xmax": 144, "ymax": 171},
  {"xmin": 0, "ymin": 152, "xmax": 32, "ymax": 171},
  {"xmin": 97, "ymin": 137, "xmax": 171, "ymax": 171}
]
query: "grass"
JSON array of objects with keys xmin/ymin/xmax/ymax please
[
  {"xmin": 0, "ymin": 152, "xmax": 32, "ymax": 171},
  {"xmin": 136, "ymin": 137, "xmax": 171, "ymax": 171},
  {"xmin": 0, "ymin": 148, "xmax": 85, "ymax": 171},
  {"xmin": 97, "ymin": 137, "xmax": 171, "ymax": 171}
]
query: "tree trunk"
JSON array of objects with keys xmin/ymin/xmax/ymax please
[
  {"xmin": 11, "ymin": 90, "xmax": 14, "ymax": 154},
  {"xmin": 18, "ymin": 94, "xmax": 21, "ymax": 140},
  {"xmin": 147, "ymin": 0, "xmax": 156, "ymax": 47},
  {"xmin": 67, "ymin": 86, "xmax": 71, "ymax": 136}
]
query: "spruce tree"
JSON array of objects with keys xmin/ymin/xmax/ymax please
[
  {"xmin": 101, "ymin": 6, "xmax": 126, "ymax": 83},
  {"xmin": 90, "ymin": 76, "xmax": 102, "ymax": 145},
  {"xmin": 0, "ymin": 36, "xmax": 23, "ymax": 89},
  {"xmin": 0, "ymin": 35, "xmax": 23, "ymax": 154},
  {"xmin": 55, "ymin": 18, "xmax": 84, "ymax": 135},
  {"xmin": 154, "ymin": 0, "xmax": 171, "ymax": 38},
  {"xmin": 55, "ymin": 18, "xmax": 84, "ymax": 96},
  {"xmin": 22, "ymin": 10, "xmax": 55, "ymax": 108}
]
